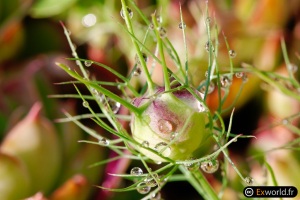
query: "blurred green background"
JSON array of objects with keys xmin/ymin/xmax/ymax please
[{"xmin": 0, "ymin": 0, "xmax": 300, "ymax": 199}]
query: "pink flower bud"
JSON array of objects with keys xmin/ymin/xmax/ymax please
[{"xmin": 131, "ymin": 87, "xmax": 212, "ymax": 162}]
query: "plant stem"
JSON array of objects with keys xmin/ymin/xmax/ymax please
[
  {"xmin": 57, "ymin": 63, "xmax": 141, "ymax": 114},
  {"xmin": 151, "ymin": 13, "xmax": 171, "ymax": 91},
  {"xmin": 179, "ymin": 166, "xmax": 219, "ymax": 200},
  {"xmin": 120, "ymin": 0, "xmax": 155, "ymax": 93}
]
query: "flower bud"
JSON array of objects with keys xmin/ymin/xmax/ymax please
[
  {"xmin": 0, "ymin": 102, "xmax": 61, "ymax": 194},
  {"xmin": 0, "ymin": 152, "xmax": 31, "ymax": 199},
  {"xmin": 131, "ymin": 87, "xmax": 212, "ymax": 162}
]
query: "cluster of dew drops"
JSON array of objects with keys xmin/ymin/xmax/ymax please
[
  {"xmin": 83, "ymin": 7, "xmax": 256, "ymax": 197},
  {"xmin": 128, "ymin": 158, "xmax": 222, "ymax": 197},
  {"xmin": 129, "ymin": 154, "xmax": 254, "ymax": 197}
]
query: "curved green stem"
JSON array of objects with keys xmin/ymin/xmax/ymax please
[
  {"xmin": 151, "ymin": 13, "xmax": 171, "ymax": 91},
  {"xmin": 57, "ymin": 63, "xmax": 141, "ymax": 114},
  {"xmin": 180, "ymin": 166, "xmax": 219, "ymax": 200},
  {"xmin": 120, "ymin": 0, "xmax": 155, "ymax": 93}
]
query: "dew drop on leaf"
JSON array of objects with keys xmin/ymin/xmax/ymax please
[
  {"xmin": 137, "ymin": 182, "xmax": 151, "ymax": 194},
  {"xmin": 105, "ymin": 99, "xmax": 121, "ymax": 114},
  {"xmin": 199, "ymin": 80, "xmax": 215, "ymax": 94},
  {"xmin": 158, "ymin": 119, "xmax": 173, "ymax": 134},
  {"xmin": 91, "ymin": 88, "xmax": 99, "ymax": 95},
  {"xmin": 150, "ymin": 192, "xmax": 162, "ymax": 200},
  {"xmin": 135, "ymin": 53, "xmax": 148, "ymax": 65},
  {"xmin": 84, "ymin": 60, "xmax": 93, "ymax": 67},
  {"xmin": 120, "ymin": 7, "xmax": 133, "ymax": 19},
  {"xmin": 205, "ymin": 71, "xmax": 209, "ymax": 77},
  {"xmin": 75, "ymin": 60, "xmax": 81, "ymax": 66},
  {"xmin": 82, "ymin": 101, "xmax": 89, "ymax": 108},
  {"xmin": 170, "ymin": 132, "xmax": 178, "ymax": 141},
  {"xmin": 149, "ymin": 23, "xmax": 154, "ymax": 30},
  {"xmin": 235, "ymin": 72, "xmax": 244, "ymax": 78},
  {"xmin": 287, "ymin": 63, "xmax": 298, "ymax": 73},
  {"xmin": 200, "ymin": 159, "xmax": 219, "ymax": 173},
  {"xmin": 206, "ymin": 17, "xmax": 211, "ymax": 24},
  {"xmin": 159, "ymin": 27, "xmax": 167, "ymax": 38},
  {"xmin": 144, "ymin": 173, "xmax": 159, "ymax": 187},
  {"xmin": 133, "ymin": 67, "xmax": 142, "ymax": 76},
  {"xmin": 154, "ymin": 142, "xmax": 171, "ymax": 157},
  {"xmin": 130, "ymin": 167, "xmax": 143, "ymax": 176},
  {"xmin": 244, "ymin": 176, "xmax": 254, "ymax": 185},
  {"xmin": 184, "ymin": 158, "xmax": 200, "ymax": 171},
  {"xmin": 229, "ymin": 49, "xmax": 236, "ymax": 58},
  {"xmin": 205, "ymin": 41, "xmax": 210, "ymax": 52},
  {"xmin": 141, "ymin": 141, "xmax": 150, "ymax": 148},
  {"xmin": 220, "ymin": 75, "xmax": 232, "ymax": 88},
  {"xmin": 66, "ymin": 29, "xmax": 71, "ymax": 36},
  {"xmin": 156, "ymin": 15, "xmax": 162, "ymax": 23},
  {"xmin": 99, "ymin": 138, "xmax": 109, "ymax": 146},
  {"xmin": 242, "ymin": 74, "xmax": 248, "ymax": 83},
  {"xmin": 178, "ymin": 22, "xmax": 186, "ymax": 29}
]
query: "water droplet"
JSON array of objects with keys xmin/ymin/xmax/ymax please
[
  {"xmin": 155, "ymin": 161, "xmax": 162, "ymax": 165},
  {"xmin": 235, "ymin": 72, "xmax": 244, "ymax": 78},
  {"xmin": 150, "ymin": 192, "xmax": 162, "ymax": 200},
  {"xmin": 154, "ymin": 142, "xmax": 171, "ymax": 157},
  {"xmin": 205, "ymin": 41, "xmax": 210, "ymax": 52},
  {"xmin": 141, "ymin": 141, "xmax": 150, "ymax": 148},
  {"xmin": 156, "ymin": 15, "xmax": 162, "ymax": 23},
  {"xmin": 120, "ymin": 7, "xmax": 133, "ymax": 19},
  {"xmin": 242, "ymin": 74, "xmax": 248, "ymax": 83},
  {"xmin": 159, "ymin": 27, "xmax": 167, "ymax": 38},
  {"xmin": 137, "ymin": 182, "xmax": 151, "ymax": 194},
  {"xmin": 82, "ymin": 13, "xmax": 97, "ymax": 27},
  {"xmin": 95, "ymin": 93, "xmax": 105, "ymax": 103},
  {"xmin": 178, "ymin": 22, "xmax": 186, "ymax": 29},
  {"xmin": 199, "ymin": 80, "xmax": 215, "ymax": 94},
  {"xmin": 200, "ymin": 159, "xmax": 219, "ymax": 173},
  {"xmin": 205, "ymin": 71, "xmax": 209, "ymax": 77},
  {"xmin": 135, "ymin": 53, "xmax": 148, "ymax": 65},
  {"xmin": 133, "ymin": 67, "xmax": 142, "ymax": 76},
  {"xmin": 82, "ymin": 101, "xmax": 89, "ymax": 108},
  {"xmin": 91, "ymin": 88, "xmax": 99, "ymax": 95},
  {"xmin": 75, "ymin": 60, "xmax": 81, "ymax": 66},
  {"xmin": 158, "ymin": 119, "xmax": 173, "ymax": 134},
  {"xmin": 84, "ymin": 60, "xmax": 93, "ymax": 67},
  {"xmin": 144, "ymin": 173, "xmax": 159, "ymax": 187},
  {"xmin": 131, "ymin": 167, "xmax": 143, "ymax": 176},
  {"xmin": 72, "ymin": 43, "xmax": 77, "ymax": 50},
  {"xmin": 220, "ymin": 75, "xmax": 232, "ymax": 88},
  {"xmin": 66, "ymin": 29, "xmax": 71, "ymax": 35},
  {"xmin": 287, "ymin": 63, "xmax": 298, "ymax": 73},
  {"xmin": 244, "ymin": 176, "xmax": 254, "ymax": 185},
  {"xmin": 105, "ymin": 99, "xmax": 121, "ymax": 114},
  {"xmin": 184, "ymin": 158, "xmax": 200, "ymax": 171},
  {"xmin": 99, "ymin": 138, "xmax": 109, "ymax": 146},
  {"xmin": 170, "ymin": 132, "xmax": 178, "ymax": 141},
  {"xmin": 206, "ymin": 17, "xmax": 211, "ymax": 24},
  {"xmin": 229, "ymin": 49, "xmax": 236, "ymax": 58},
  {"xmin": 72, "ymin": 52, "xmax": 78, "ymax": 57},
  {"xmin": 149, "ymin": 23, "xmax": 154, "ymax": 30}
]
